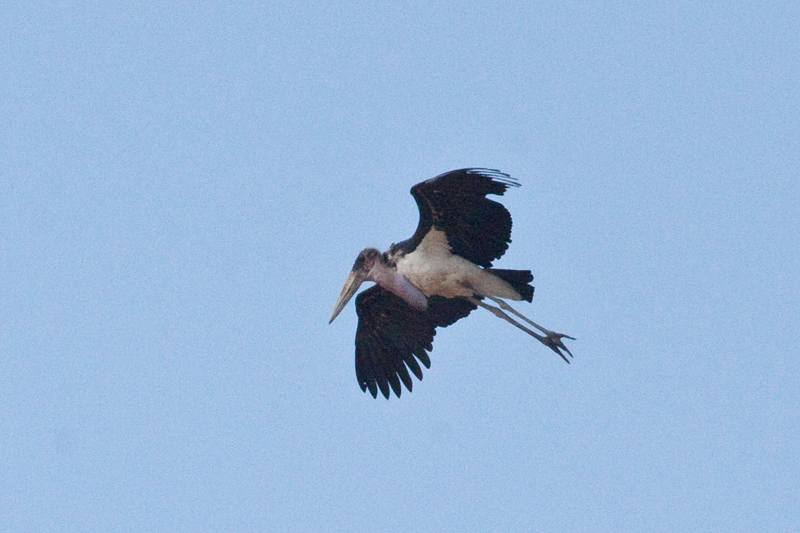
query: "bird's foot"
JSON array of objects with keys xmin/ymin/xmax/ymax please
[{"xmin": 542, "ymin": 330, "xmax": 575, "ymax": 363}]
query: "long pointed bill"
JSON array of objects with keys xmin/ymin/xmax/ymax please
[{"xmin": 329, "ymin": 270, "xmax": 367, "ymax": 324}]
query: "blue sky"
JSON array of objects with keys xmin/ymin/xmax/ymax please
[{"xmin": 2, "ymin": 2, "xmax": 798, "ymax": 531}]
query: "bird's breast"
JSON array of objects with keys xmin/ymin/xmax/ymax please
[{"xmin": 395, "ymin": 229, "xmax": 480, "ymax": 299}]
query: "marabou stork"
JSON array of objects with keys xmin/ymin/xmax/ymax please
[{"xmin": 329, "ymin": 168, "xmax": 574, "ymax": 399}]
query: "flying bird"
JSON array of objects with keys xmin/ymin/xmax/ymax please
[{"xmin": 329, "ymin": 168, "xmax": 574, "ymax": 399}]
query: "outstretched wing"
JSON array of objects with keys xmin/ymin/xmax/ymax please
[
  {"xmin": 354, "ymin": 285, "xmax": 476, "ymax": 399},
  {"xmin": 402, "ymin": 168, "xmax": 520, "ymax": 268}
]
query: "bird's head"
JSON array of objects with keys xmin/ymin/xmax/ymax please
[{"xmin": 329, "ymin": 248, "xmax": 383, "ymax": 323}]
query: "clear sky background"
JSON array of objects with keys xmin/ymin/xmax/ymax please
[{"xmin": 2, "ymin": 2, "xmax": 798, "ymax": 531}]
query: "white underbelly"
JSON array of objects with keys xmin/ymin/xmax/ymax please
[
  {"xmin": 397, "ymin": 252, "xmax": 476, "ymax": 298},
  {"xmin": 395, "ymin": 229, "xmax": 520, "ymax": 300}
]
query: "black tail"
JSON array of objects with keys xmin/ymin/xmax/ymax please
[{"xmin": 487, "ymin": 268, "xmax": 534, "ymax": 302}]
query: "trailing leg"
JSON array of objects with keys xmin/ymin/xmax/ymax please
[{"xmin": 467, "ymin": 297, "xmax": 573, "ymax": 363}]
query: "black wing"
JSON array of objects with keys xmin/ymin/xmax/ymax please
[
  {"xmin": 354, "ymin": 285, "xmax": 476, "ymax": 399},
  {"xmin": 402, "ymin": 168, "xmax": 520, "ymax": 268}
]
